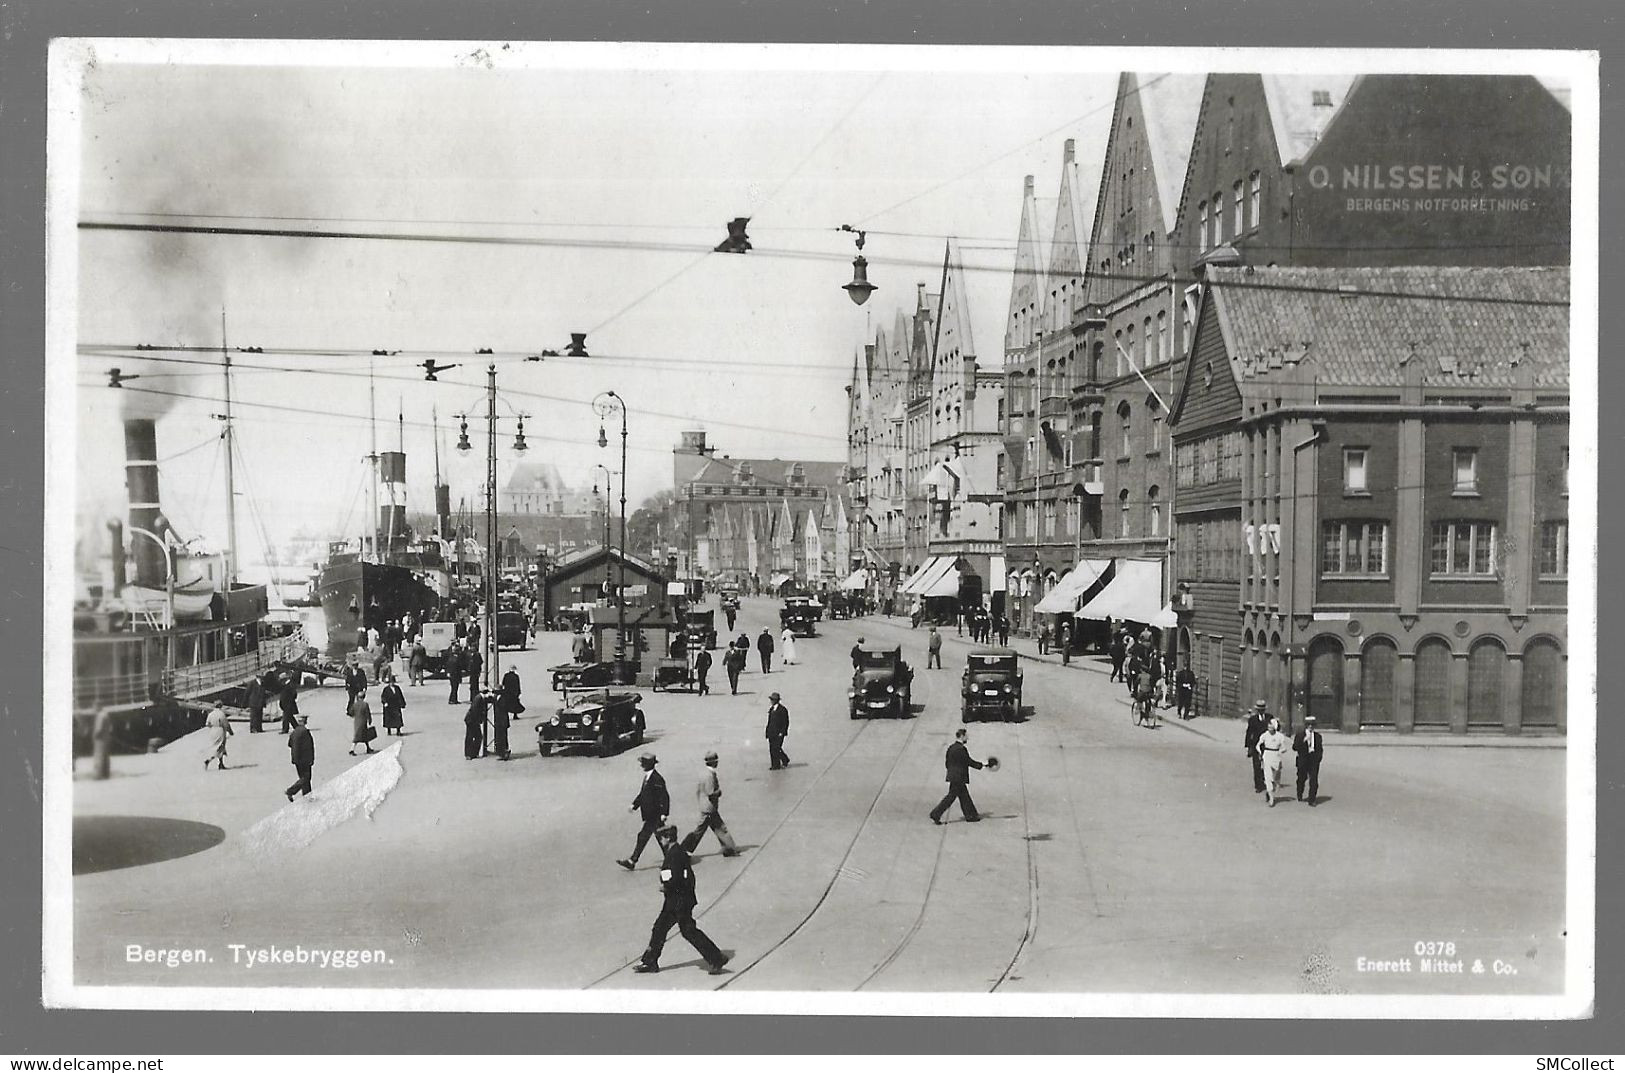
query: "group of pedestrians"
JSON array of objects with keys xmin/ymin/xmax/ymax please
[
  {"xmin": 462, "ymin": 666, "xmax": 526, "ymax": 761},
  {"xmin": 1244, "ymin": 700, "xmax": 1325, "ymax": 807},
  {"xmin": 962, "ymin": 608, "xmax": 1009, "ymax": 646}
]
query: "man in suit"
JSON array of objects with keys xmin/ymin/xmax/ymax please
[
  {"xmin": 723, "ymin": 640, "xmax": 745, "ymax": 695},
  {"xmin": 464, "ymin": 646, "xmax": 484, "ymax": 698},
  {"xmin": 765, "ymin": 692, "xmax": 790, "ymax": 771},
  {"xmin": 343, "ymin": 659, "xmax": 367, "ymax": 709},
  {"xmin": 851, "ymin": 638, "xmax": 866, "ymax": 669},
  {"xmin": 633, "ymin": 825, "xmax": 730, "ymax": 975},
  {"xmin": 1244, "ymin": 700, "xmax": 1270, "ymax": 794},
  {"xmin": 245, "ymin": 674, "xmax": 266, "ymax": 734},
  {"xmin": 756, "ymin": 628, "xmax": 775, "ymax": 674},
  {"xmin": 683, "ymin": 751, "xmax": 739, "ymax": 856},
  {"xmin": 277, "ymin": 672, "xmax": 300, "ymax": 733},
  {"xmin": 929, "ymin": 728, "xmax": 984, "ymax": 825},
  {"xmin": 618, "ymin": 753, "xmax": 669, "ymax": 870},
  {"xmin": 446, "ymin": 640, "xmax": 466, "ymax": 705},
  {"xmin": 927, "ymin": 626, "xmax": 942, "ymax": 669},
  {"xmin": 284, "ymin": 714, "xmax": 315, "ymax": 801},
  {"xmin": 1293, "ymin": 714, "xmax": 1325, "ymax": 806},
  {"xmin": 693, "ymin": 647, "xmax": 713, "ymax": 696}
]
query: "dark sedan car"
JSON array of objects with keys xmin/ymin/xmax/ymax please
[
  {"xmin": 495, "ymin": 610, "xmax": 531, "ymax": 650},
  {"xmin": 537, "ymin": 690, "xmax": 646, "ymax": 757},
  {"xmin": 961, "ymin": 648, "xmax": 1022, "ymax": 722},
  {"xmin": 848, "ymin": 644, "xmax": 914, "ymax": 719}
]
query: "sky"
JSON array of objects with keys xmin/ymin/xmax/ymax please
[{"xmin": 69, "ymin": 44, "xmax": 1126, "ymax": 560}]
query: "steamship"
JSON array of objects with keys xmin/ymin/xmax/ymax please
[
  {"xmin": 71, "ymin": 415, "xmax": 300, "ymax": 753},
  {"xmin": 314, "ymin": 449, "xmax": 473, "ymax": 658}
]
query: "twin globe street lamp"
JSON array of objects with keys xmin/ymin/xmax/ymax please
[
  {"xmin": 455, "ymin": 361, "xmax": 528, "ymax": 690},
  {"xmin": 593, "ymin": 390, "xmax": 630, "ymax": 685}
]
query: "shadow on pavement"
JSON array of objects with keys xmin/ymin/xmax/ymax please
[{"xmin": 73, "ymin": 815, "xmax": 227, "ymax": 875}]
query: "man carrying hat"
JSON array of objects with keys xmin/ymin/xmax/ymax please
[
  {"xmin": 1293, "ymin": 715, "xmax": 1325, "ymax": 806},
  {"xmin": 1244, "ymin": 700, "xmax": 1270, "ymax": 794},
  {"xmin": 618, "ymin": 752, "xmax": 669, "ymax": 870},
  {"xmin": 765, "ymin": 692, "xmax": 790, "ymax": 771},
  {"xmin": 683, "ymin": 751, "xmax": 739, "ymax": 857},
  {"xmin": 633, "ymin": 824, "xmax": 730, "ymax": 976}
]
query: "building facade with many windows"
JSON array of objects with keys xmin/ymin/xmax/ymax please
[{"xmin": 1171, "ymin": 265, "xmax": 1568, "ymax": 733}]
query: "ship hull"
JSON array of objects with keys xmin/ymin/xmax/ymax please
[{"xmin": 318, "ymin": 559, "xmax": 444, "ymax": 658}]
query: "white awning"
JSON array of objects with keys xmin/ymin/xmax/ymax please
[
  {"xmin": 921, "ymin": 458, "xmax": 969, "ymax": 502},
  {"xmin": 1032, "ymin": 559, "xmax": 1114, "ymax": 614},
  {"xmin": 900, "ymin": 556, "xmax": 957, "ymax": 597},
  {"xmin": 990, "ymin": 555, "xmax": 1007, "ymax": 593},
  {"xmin": 920, "ymin": 558, "xmax": 963, "ymax": 597},
  {"xmin": 769, "ymin": 572, "xmax": 793, "ymax": 590},
  {"xmin": 840, "ymin": 568, "xmax": 869, "ymax": 591},
  {"xmin": 895, "ymin": 560, "xmax": 932, "ymax": 595},
  {"xmin": 1075, "ymin": 559, "xmax": 1166, "ymax": 623}
]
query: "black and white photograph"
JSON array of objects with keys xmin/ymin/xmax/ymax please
[{"xmin": 42, "ymin": 40, "xmax": 1596, "ymax": 1017}]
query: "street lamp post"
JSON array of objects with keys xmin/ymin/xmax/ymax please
[
  {"xmin": 592, "ymin": 463, "xmax": 614, "ymax": 604},
  {"xmin": 456, "ymin": 362, "xmax": 528, "ymax": 692},
  {"xmin": 594, "ymin": 391, "xmax": 629, "ymax": 685}
]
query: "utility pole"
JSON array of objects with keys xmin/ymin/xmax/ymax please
[
  {"xmin": 485, "ymin": 363, "xmax": 499, "ymax": 691},
  {"xmin": 220, "ymin": 310, "xmax": 238, "ymax": 586}
]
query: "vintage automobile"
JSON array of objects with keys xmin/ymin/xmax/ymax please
[
  {"xmin": 537, "ymin": 689, "xmax": 647, "ymax": 757},
  {"xmin": 553, "ymin": 603, "xmax": 594, "ymax": 634},
  {"xmin": 718, "ymin": 584, "xmax": 740, "ymax": 612},
  {"xmin": 684, "ymin": 608, "xmax": 717, "ymax": 650},
  {"xmin": 848, "ymin": 644, "xmax": 914, "ymax": 719},
  {"xmin": 961, "ymin": 648, "xmax": 1023, "ymax": 722},
  {"xmin": 779, "ymin": 599, "xmax": 818, "ymax": 637},
  {"xmin": 494, "ymin": 609, "xmax": 531, "ymax": 650},
  {"xmin": 548, "ymin": 659, "xmax": 616, "ymax": 692}
]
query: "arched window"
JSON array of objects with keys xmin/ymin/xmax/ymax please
[
  {"xmin": 1118, "ymin": 488, "xmax": 1131, "ymax": 538},
  {"xmin": 1090, "ymin": 341, "xmax": 1104, "ymax": 382},
  {"xmin": 1118, "ymin": 401, "xmax": 1133, "ymax": 457},
  {"xmin": 1157, "ymin": 310, "xmax": 1169, "ymax": 361},
  {"xmin": 1413, "ymin": 638, "xmax": 1453, "ymax": 727},
  {"xmin": 1089, "ymin": 411, "xmax": 1102, "ymax": 460},
  {"xmin": 1522, "ymin": 639, "xmax": 1564, "ymax": 728},
  {"xmin": 1143, "ymin": 315, "xmax": 1153, "ymax": 365},
  {"xmin": 1114, "ymin": 330, "xmax": 1124, "ymax": 376},
  {"xmin": 1198, "ymin": 200, "xmax": 1209, "ymax": 252},
  {"xmin": 1148, "ymin": 395, "xmax": 1164, "ymax": 452},
  {"xmin": 1468, "ymin": 638, "xmax": 1507, "ymax": 728},
  {"xmin": 1360, "ymin": 638, "xmax": 1398, "ymax": 727},
  {"xmin": 1148, "ymin": 484, "xmax": 1162, "ymax": 536},
  {"xmin": 1307, "ymin": 635, "xmax": 1345, "ymax": 727}
]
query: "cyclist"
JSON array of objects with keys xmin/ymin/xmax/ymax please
[{"xmin": 1134, "ymin": 664, "xmax": 1160, "ymax": 728}]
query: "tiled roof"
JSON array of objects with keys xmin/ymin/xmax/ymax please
[
  {"xmin": 687, "ymin": 455, "xmax": 847, "ymax": 491},
  {"xmin": 1208, "ymin": 265, "xmax": 1570, "ymax": 390}
]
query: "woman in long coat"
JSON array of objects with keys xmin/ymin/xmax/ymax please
[
  {"xmin": 204, "ymin": 703, "xmax": 233, "ymax": 770},
  {"xmin": 463, "ymin": 693, "xmax": 487, "ymax": 759},
  {"xmin": 349, "ymin": 691, "xmax": 375, "ymax": 756},
  {"xmin": 380, "ymin": 673, "xmax": 406, "ymax": 736},
  {"xmin": 779, "ymin": 625, "xmax": 798, "ymax": 666}
]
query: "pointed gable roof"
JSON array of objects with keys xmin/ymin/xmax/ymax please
[
  {"xmin": 1135, "ymin": 72, "xmax": 1207, "ymax": 234},
  {"xmin": 1260, "ymin": 73, "xmax": 1358, "ymax": 166},
  {"xmin": 1005, "ymin": 174, "xmax": 1052, "ymax": 352},
  {"xmin": 933, "ymin": 237, "xmax": 978, "ymax": 368},
  {"xmin": 1046, "ymin": 139, "xmax": 1096, "ymax": 287}
]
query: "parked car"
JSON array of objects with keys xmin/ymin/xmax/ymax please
[
  {"xmin": 494, "ymin": 610, "xmax": 531, "ymax": 650},
  {"xmin": 848, "ymin": 644, "xmax": 914, "ymax": 719},
  {"xmin": 961, "ymin": 648, "xmax": 1022, "ymax": 722},
  {"xmin": 537, "ymin": 690, "xmax": 646, "ymax": 757}
]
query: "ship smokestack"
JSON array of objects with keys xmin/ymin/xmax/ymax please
[
  {"xmin": 106, "ymin": 519, "xmax": 126, "ymax": 596},
  {"xmin": 435, "ymin": 483, "xmax": 452, "ymax": 541},
  {"xmin": 123, "ymin": 419, "xmax": 167, "ymax": 590}
]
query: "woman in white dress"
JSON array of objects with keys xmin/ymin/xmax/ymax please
[
  {"xmin": 1257, "ymin": 716, "xmax": 1289, "ymax": 806},
  {"xmin": 779, "ymin": 626, "xmax": 798, "ymax": 666}
]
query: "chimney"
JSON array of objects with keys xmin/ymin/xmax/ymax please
[
  {"xmin": 1024, "ymin": 174, "xmax": 1034, "ymax": 197},
  {"xmin": 1064, "ymin": 138, "xmax": 1076, "ymax": 164},
  {"xmin": 123, "ymin": 418, "xmax": 168, "ymax": 590},
  {"xmin": 106, "ymin": 519, "xmax": 126, "ymax": 596}
]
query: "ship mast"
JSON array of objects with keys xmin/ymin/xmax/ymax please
[
  {"xmin": 367, "ymin": 358, "xmax": 379, "ymax": 562},
  {"xmin": 220, "ymin": 309, "xmax": 239, "ymax": 586}
]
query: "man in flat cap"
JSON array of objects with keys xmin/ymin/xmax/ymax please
[
  {"xmin": 1293, "ymin": 714, "xmax": 1325, "ymax": 806},
  {"xmin": 618, "ymin": 752, "xmax": 669, "ymax": 870},
  {"xmin": 1244, "ymin": 700, "xmax": 1270, "ymax": 794},
  {"xmin": 683, "ymin": 750, "xmax": 739, "ymax": 857},
  {"xmin": 633, "ymin": 825, "xmax": 729, "ymax": 976},
  {"xmin": 765, "ymin": 692, "xmax": 790, "ymax": 771}
]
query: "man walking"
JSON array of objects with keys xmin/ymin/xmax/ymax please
[
  {"xmin": 246, "ymin": 674, "xmax": 266, "ymax": 734},
  {"xmin": 618, "ymin": 752, "xmax": 669, "ymax": 870},
  {"xmin": 723, "ymin": 604, "xmax": 737, "ymax": 632},
  {"xmin": 284, "ymin": 714, "xmax": 314, "ymax": 802},
  {"xmin": 756, "ymin": 628, "xmax": 775, "ymax": 674},
  {"xmin": 464, "ymin": 645, "xmax": 484, "ymax": 697},
  {"xmin": 996, "ymin": 614, "xmax": 1010, "ymax": 647},
  {"xmin": 1108, "ymin": 631, "xmax": 1127, "ymax": 683},
  {"xmin": 1244, "ymin": 700, "xmax": 1270, "ymax": 794},
  {"xmin": 765, "ymin": 692, "xmax": 790, "ymax": 771},
  {"xmin": 343, "ymin": 659, "xmax": 367, "ymax": 710},
  {"xmin": 1293, "ymin": 715, "xmax": 1325, "ymax": 806},
  {"xmin": 408, "ymin": 638, "xmax": 427, "ymax": 686},
  {"xmin": 927, "ymin": 625, "xmax": 942, "ymax": 669},
  {"xmin": 1175, "ymin": 663, "xmax": 1196, "ymax": 720},
  {"xmin": 694, "ymin": 647, "xmax": 713, "ymax": 696},
  {"xmin": 683, "ymin": 751, "xmax": 739, "ymax": 857},
  {"xmin": 929, "ymin": 728, "xmax": 984, "ymax": 825},
  {"xmin": 851, "ymin": 638, "xmax": 866, "ymax": 669},
  {"xmin": 632, "ymin": 825, "xmax": 730, "ymax": 976},
  {"xmin": 278, "ymin": 672, "xmax": 299, "ymax": 733},
  {"xmin": 723, "ymin": 641, "xmax": 745, "ymax": 695},
  {"xmin": 1037, "ymin": 621, "xmax": 1050, "ymax": 656}
]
